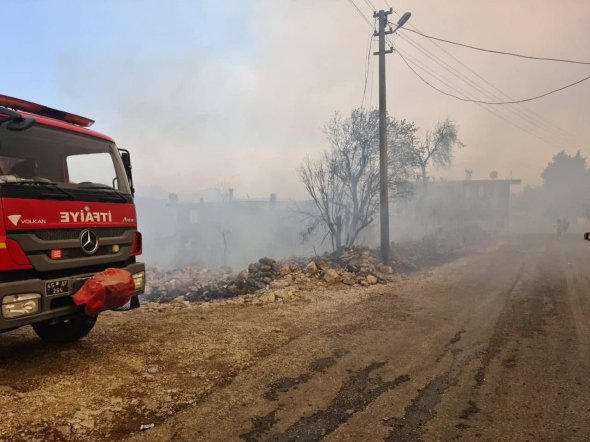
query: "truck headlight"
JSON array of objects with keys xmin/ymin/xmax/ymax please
[
  {"xmin": 132, "ymin": 271, "xmax": 145, "ymax": 291},
  {"xmin": 2, "ymin": 294, "xmax": 41, "ymax": 319}
]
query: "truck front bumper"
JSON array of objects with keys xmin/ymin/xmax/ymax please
[{"xmin": 0, "ymin": 262, "xmax": 145, "ymax": 332}]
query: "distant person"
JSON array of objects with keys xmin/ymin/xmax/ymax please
[
  {"xmin": 563, "ymin": 218, "xmax": 569, "ymax": 236},
  {"xmin": 557, "ymin": 219, "xmax": 563, "ymax": 238}
]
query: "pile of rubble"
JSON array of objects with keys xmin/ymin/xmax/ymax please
[
  {"xmin": 143, "ymin": 226, "xmax": 490, "ymax": 305},
  {"xmin": 143, "ymin": 248, "xmax": 390, "ymax": 305}
]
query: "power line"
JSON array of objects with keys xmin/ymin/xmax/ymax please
[
  {"xmin": 369, "ymin": 47, "xmax": 376, "ymax": 108},
  {"xmin": 388, "ymin": 10, "xmax": 579, "ymax": 144},
  {"xmin": 359, "ymin": 2, "xmax": 567, "ymax": 144},
  {"xmin": 361, "ymin": 27, "xmax": 375, "ymax": 108},
  {"xmin": 361, "ymin": 5, "xmax": 566, "ymax": 154},
  {"xmin": 361, "ymin": 0, "xmax": 376, "ymax": 12},
  {"xmin": 346, "ymin": 0, "xmax": 373, "ymax": 27},
  {"xmin": 395, "ymin": 50, "xmax": 590, "ymax": 105},
  {"xmin": 402, "ymin": 27, "xmax": 590, "ymax": 65},
  {"xmin": 393, "ymin": 46, "xmax": 567, "ymax": 149},
  {"xmin": 348, "ymin": 1, "xmax": 580, "ymax": 147},
  {"xmin": 382, "ymin": 0, "xmax": 397, "ymax": 14},
  {"xmin": 393, "ymin": 32, "xmax": 578, "ymax": 146}
]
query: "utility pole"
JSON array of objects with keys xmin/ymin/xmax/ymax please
[
  {"xmin": 374, "ymin": 9, "xmax": 394, "ymax": 265},
  {"xmin": 372, "ymin": 9, "xmax": 411, "ymax": 265}
]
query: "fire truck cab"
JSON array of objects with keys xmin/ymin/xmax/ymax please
[{"xmin": 0, "ymin": 95, "xmax": 145, "ymax": 343}]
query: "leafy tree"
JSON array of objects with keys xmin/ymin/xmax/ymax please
[
  {"xmin": 411, "ymin": 119, "xmax": 464, "ymax": 188},
  {"xmin": 387, "ymin": 118, "xmax": 419, "ymax": 197},
  {"xmin": 541, "ymin": 150, "xmax": 588, "ymax": 187},
  {"xmin": 541, "ymin": 150, "xmax": 590, "ymax": 217}
]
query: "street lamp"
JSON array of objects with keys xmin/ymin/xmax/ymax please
[{"xmin": 393, "ymin": 12, "xmax": 412, "ymax": 33}]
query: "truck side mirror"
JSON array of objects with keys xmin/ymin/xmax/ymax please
[
  {"xmin": 118, "ymin": 148, "xmax": 135, "ymax": 196},
  {"xmin": 584, "ymin": 232, "xmax": 590, "ymax": 241}
]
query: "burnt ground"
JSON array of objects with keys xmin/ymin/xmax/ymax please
[{"xmin": 2, "ymin": 234, "xmax": 590, "ymax": 441}]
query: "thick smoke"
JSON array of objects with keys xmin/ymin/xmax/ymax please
[{"xmin": 44, "ymin": 1, "xmax": 589, "ymax": 269}]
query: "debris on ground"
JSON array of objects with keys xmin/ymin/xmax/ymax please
[
  {"xmin": 144, "ymin": 248, "xmax": 390, "ymax": 305},
  {"xmin": 143, "ymin": 226, "xmax": 489, "ymax": 305}
]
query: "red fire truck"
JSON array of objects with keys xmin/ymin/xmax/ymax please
[{"xmin": 0, "ymin": 95, "xmax": 145, "ymax": 343}]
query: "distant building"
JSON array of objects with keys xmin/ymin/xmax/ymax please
[
  {"xmin": 430, "ymin": 179, "xmax": 521, "ymax": 231},
  {"xmin": 162, "ymin": 195, "xmax": 323, "ymax": 268}
]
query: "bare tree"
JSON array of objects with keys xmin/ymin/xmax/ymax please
[
  {"xmin": 412, "ymin": 119, "xmax": 464, "ymax": 189},
  {"xmin": 298, "ymin": 109, "xmax": 416, "ymax": 251},
  {"xmin": 325, "ymin": 109, "xmax": 381, "ymax": 248},
  {"xmin": 298, "ymin": 155, "xmax": 345, "ymax": 251},
  {"xmin": 215, "ymin": 224, "xmax": 231, "ymax": 266}
]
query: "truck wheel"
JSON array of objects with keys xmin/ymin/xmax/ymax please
[{"xmin": 32, "ymin": 314, "xmax": 97, "ymax": 344}]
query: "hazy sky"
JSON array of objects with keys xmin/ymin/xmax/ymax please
[{"xmin": 3, "ymin": 0, "xmax": 589, "ymax": 198}]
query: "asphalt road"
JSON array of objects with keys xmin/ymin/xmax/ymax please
[{"xmin": 2, "ymin": 234, "xmax": 590, "ymax": 441}]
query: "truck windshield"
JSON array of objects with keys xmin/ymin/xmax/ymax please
[{"xmin": 0, "ymin": 123, "xmax": 131, "ymax": 201}]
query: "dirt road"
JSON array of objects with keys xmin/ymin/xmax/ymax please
[{"xmin": 2, "ymin": 234, "xmax": 590, "ymax": 441}]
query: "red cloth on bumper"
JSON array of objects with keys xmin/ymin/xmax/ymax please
[{"xmin": 72, "ymin": 268, "xmax": 135, "ymax": 316}]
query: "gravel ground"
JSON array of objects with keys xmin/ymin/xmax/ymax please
[
  {"xmin": 0, "ymin": 280, "xmax": 385, "ymax": 441},
  {"xmin": 3, "ymin": 235, "xmax": 590, "ymax": 441}
]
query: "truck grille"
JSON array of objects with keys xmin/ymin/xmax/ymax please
[
  {"xmin": 7, "ymin": 228, "xmax": 136, "ymax": 272},
  {"xmin": 34, "ymin": 228, "xmax": 128, "ymax": 241},
  {"xmin": 44, "ymin": 245, "xmax": 114, "ymax": 260}
]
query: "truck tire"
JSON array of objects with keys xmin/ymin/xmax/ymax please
[{"xmin": 32, "ymin": 314, "xmax": 97, "ymax": 344}]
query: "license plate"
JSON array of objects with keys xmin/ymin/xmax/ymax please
[{"xmin": 46, "ymin": 279, "xmax": 70, "ymax": 297}]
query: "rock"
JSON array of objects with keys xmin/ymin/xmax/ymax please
[
  {"xmin": 276, "ymin": 264, "xmax": 291, "ymax": 276},
  {"xmin": 304, "ymin": 261, "xmax": 318, "ymax": 275},
  {"xmin": 341, "ymin": 272, "xmax": 356, "ymax": 285},
  {"xmin": 270, "ymin": 279, "xmax": 290, "ymax": 289},
  {"xmin": 226, "ymin": 284, "xmax": 239, "ymax": 295},
  {"xmin": 158, "ymin": 295, "xmax": 174, "ymax": 304},
  {"xmin": 236, "ymin": 270, "xmax": 249, "ymax": 282},
  {"xmin": 261, "ymin": 293, "xmax": 277, "ymax": 303},
  {"xmin": 323, "ymin": 268, "xmax": 340, "ymax": 284},
  {"xmin": 259, "ymin": 257, "xmax": 276, "ymax": 266},
  {"xmin": 377, "ymin": 265, "xmax": 393, "ymax": 274},
  {"xmin": 146, "ymin": 366, "xmax": 158, "ymax": 374},
  {"xmin": 366, "ymin": 275, "xmax": 378, "ymax": 285},
  {"xmin": 316, "ymin": 261, "xmax": 332, "ymax": 272}
]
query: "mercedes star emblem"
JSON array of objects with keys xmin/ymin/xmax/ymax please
[{"xmin": 80, "ymin": 229, "xmax": 99, "ymax": 255}]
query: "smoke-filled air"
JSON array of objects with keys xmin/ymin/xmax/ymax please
[{"xmin": 2, "ymin": 1, "xmax": 590, "ymax": 440}]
